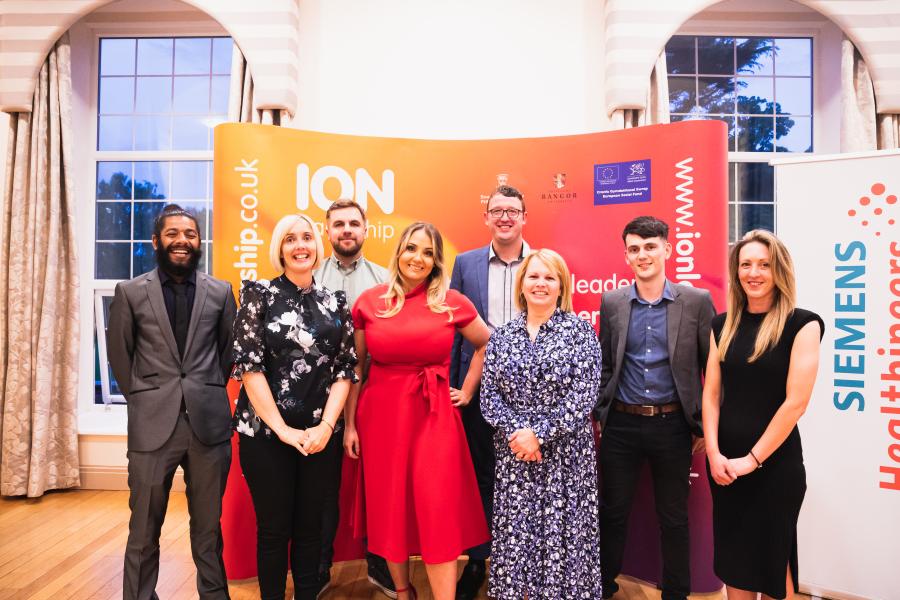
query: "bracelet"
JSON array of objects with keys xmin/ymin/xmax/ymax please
[
  {"xmin": 321, "ymin": 419, "xmax": 334, "ymax": 431},
  {"xmin": 749, "ymin": 449, "xmax": 763, "ymax": 469}
]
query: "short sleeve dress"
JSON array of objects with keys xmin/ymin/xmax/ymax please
[
  {"xmin": 709, "ymin": 308, "xmax": 824, "ymax": 599},
  {"xmin": 352, "ymin": 283, "xmax": 489, "ymax": 564}
]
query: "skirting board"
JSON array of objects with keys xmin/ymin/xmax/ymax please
[{"xmin": 79, "ymin": 466, "xmax": 185, "ymax": 492}]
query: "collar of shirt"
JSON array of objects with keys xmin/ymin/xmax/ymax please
[
  {"xmin": 158, "ymin": 267, "xmax": 196, "ymax": 287},
  {"xmin": 324, "ymin": 255, "xmax": 361, "ymax": 274},
  {"xmin": 277, "ymin": 273, "xmax": 317, "ymax": 295},
  {"xmin": 488, "ymin": 240, "xmax": 531, "ymax": 263},
  {"xmin": 628, "ymin": 279, "xmax": 674, "ymax": 306}
]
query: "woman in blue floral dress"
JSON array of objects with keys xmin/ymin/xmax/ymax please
[{"xmin": 480, "ymin": 249, "xmax": 602, "ymax": 600}]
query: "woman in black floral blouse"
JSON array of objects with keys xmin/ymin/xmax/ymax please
[
  {"xmin": 480, "ymin": 248, "xmax": 602, "ymax": 599},
  {"xmin": 232, "ymin": 213, "xmax": 357, "ymax": 600}
]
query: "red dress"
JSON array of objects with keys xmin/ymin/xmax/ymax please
[{"xmin": 352, "ymin": 283, "xmax": 489, "ymax": 564}]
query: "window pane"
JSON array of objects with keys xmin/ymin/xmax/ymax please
[
  {"xmin": 134, "ymin": 202, "xmax": 166, "ymax": 240},
  {"xmin": 736, "ymin": 77, "xmax": 774, "ymax": 114},
  {"xmin": 736, "ymin": 162, "xmax": 774, "ymax": 202},
  {"xmin": 175, "ymin": 38, "xmax": 211, "ymax": 75},
  {"xmin": 171, "ymin": 162, "xmax": 209, "ymax": 199},
  {"xmin": 99, "ymin": 77, "xmax": 135, "ymax": 114},
  {"xmin": 212, "ymin": 38, "xmax": 233, "ymax": 74},
  {"xmin": 174, "ymin": 76, "xmax": 211, "ymax": 113},
  {"xmin": 98, "ymin": 116, "xmax": 133, "ymax": 150},
  {"xmin": 737, "ymin": 116, "xmax": 774, "ymax": 152},
  {"xmin": 736, "ymin": 38, "xmax": 774, "ymax": 75},
  {"xmin": 728, "ymin": 163, "xmax": 736, "ymax": 203},
  {"xmin": 698, "ymin": 76, "xmax": 734, "ymax": 114},
  {"xmin": 698, "ymin": 37, "xmax": 733, "ymax": 74},
  {"xmin": 775, "ymin": 77, "xmax": 811, "ymax": 115},
  {"xmin": 133, "ymin": 242, "xmax": 157, "ymax": 276},
  {"xmin": 97, "ymin": 162, "xmax": 133, "ymax": 199},
  {"xmin": 774, "ymin": 38, "xmax": 811, "ymax": 76},
  {"xmin": 137, "ymin": 38, "xmax": 173, "ymax": 75},
  {"xmin": 135, "ymin": 162, "xmax": 169, "ymax": 199},
  {"xmin": 135, "ymin": 76, "xmax": 173, "ymax": 113},
  {"xmin": 776, "ymin": 116, "xmax": 812, "ymax": 152},
  {"xmin": 181, "ymin": 201, "xmax": 210, "ymax": 238},
  {"xmin": 172, "ymin": 116, "xmax": 210, "ymax": 150},
  {"xmin": 100, "ymin": 39, "xmax": 135, "ymax": 76},
  {"xmin": 96, "ymin": 203, "xmax": 132, "ymax": 240},
  {"xmin": 96, "ymin": 242, "xmax": 131, "ymax": 279},
  {"xmin": 728, "ymin": 202, "xmax": 737, "ymax": 242},
  {"xmin": 135, "ymin": 115, "xmax": 172, "ymax": 151},
  {"xmin": 705, "ymin": 115, "xmax": 736, "ymax": 151},
  {"xmin": 668, "ymin": 76, "xmax": 696, "ymax": 114},
  {"xmin": 737, "ymin": 203, "xmax": 774, "ymax": 235},
  {"xmin": 211, "ymin": 76, "xmax": 230, "ymax": 114},
  {"xmin": 666, "ymin": 36, "xmax": 695, "ymax": 74}
]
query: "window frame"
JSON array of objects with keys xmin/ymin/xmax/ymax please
[{"xmin": 74, "ymin": 20, "xmax": 229, "ymax": 435}]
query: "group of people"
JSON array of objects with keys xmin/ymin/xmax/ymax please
[{"xmin": 107, "ymin": 184, "xmax": 823, "ymax": 600}]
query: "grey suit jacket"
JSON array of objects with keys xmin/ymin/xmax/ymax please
[
  {"xmin": 107, "ymin": 269, "xmax": 237, "ymax": 452},
  {"xmin": 593, "ymin": 281, "xmax": 715, "ymax": 435}
]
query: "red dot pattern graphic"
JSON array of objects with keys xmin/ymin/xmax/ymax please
[
  {"xmin": 850, "ymin": 182, "xmax": 896, "ymax": 234},
  {"xmin": 878, "ymin": 348, "xmax": 886, "ymax": 356}
]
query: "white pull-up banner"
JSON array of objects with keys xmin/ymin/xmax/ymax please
[{"xmin": 776, "ymin": 150, "xmax": 900, "ymax": 600}]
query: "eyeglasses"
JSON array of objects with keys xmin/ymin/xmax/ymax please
[{"xmin": 488, "ymin": 208, "xmax": 523, "ymax": 220}]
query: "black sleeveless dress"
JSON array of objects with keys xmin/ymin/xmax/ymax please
[{"xmin": 709, "ymin": 308, "xmax": 824, "ymax": 599}]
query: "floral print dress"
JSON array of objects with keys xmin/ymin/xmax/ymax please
[
  {"xmin": 480, "ymin": 309, "xmax": 602, "ymax": 600},
  {"xmin": 231, "ymin": 276, "xmax": 357, "ymax": 438}
]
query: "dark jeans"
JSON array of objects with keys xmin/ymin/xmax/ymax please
[
  {"xmin": 461, "ymin": 394, "xmax": 495, "ymax": 561},
  {"xmin": 239, "ymin": 433, "xmax": 337, "ymax": 600},
  {"xmin": 599, "ymin": 410, "xmax": 692, "ymax": 600}
]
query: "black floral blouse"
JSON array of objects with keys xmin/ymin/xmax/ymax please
[{"xmin": 231, "ymin": 276, "xmax": 357, "ymax": 439}]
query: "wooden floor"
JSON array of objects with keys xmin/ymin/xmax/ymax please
[{"xmin": 0, "ymin": 489, "xmax": 811, "ymax": 600}]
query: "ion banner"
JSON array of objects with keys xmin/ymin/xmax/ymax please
[
  {"xmin": 776, "ymin": 151, "xmax": 900, "ymax": 600},
  {"xmin": 214, "ymin": 121, "xmax": 728, "ymax": 589}
]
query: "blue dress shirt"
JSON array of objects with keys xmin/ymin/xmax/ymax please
[{"xmin": 618, "ymin": 280, "xmax": 678, "ymax": 406}]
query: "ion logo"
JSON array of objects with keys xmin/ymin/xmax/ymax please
[{"xmin": 296, "ymin": 164, "xmax": 395, "ymax": 214}]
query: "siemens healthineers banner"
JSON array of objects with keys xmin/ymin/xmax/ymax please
[
  {"xmin": 213, "ymin": 121, "xmax": 728, "ymax": 587},
  {"xmin": 776, "ymin": 150, "xmax": 900, "ymax": 600}
]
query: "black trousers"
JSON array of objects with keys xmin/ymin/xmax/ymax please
[
  {"xmin": 599, "ymin": 410, "xmax": 693, "ymax": 600},
  {"xmin": 461, "ymin": 393, "xmax": 495, "ymax": 561},
  {"xmin": 124, "ymin": 412, "xmax": 231, "ymax": 600},
  {"xmin": 318, "ymin": 428, "xmax": 344, "ymax": 572},
  {"xmin": 239, "ymin": 433, "xmax": 337, "ymax": 600}
]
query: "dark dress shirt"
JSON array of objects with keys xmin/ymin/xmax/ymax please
[
  {"xmin": 618, "ymin": 280, "xmax": 678, "ymax": 405},
  {"xmin": 158, "ymin": 268, "xmax": 196, "ymax": 329}
]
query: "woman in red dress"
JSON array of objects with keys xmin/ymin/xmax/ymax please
[{"xmin": 344, "ymin": 222, "xmax": 491, "ymax": 600}]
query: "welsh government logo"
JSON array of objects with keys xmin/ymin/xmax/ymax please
[
  {"xmin": 629, "ymin": 162, "xmax": 646, "ymax": 177},
  {"xmin": 846, "ymin": 181, "xmax": 897, "ymax": 236}
]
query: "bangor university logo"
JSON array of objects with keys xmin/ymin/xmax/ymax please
[{"xmin": 553, "ymin": 173, "xmax": 566, "ymax": 189}]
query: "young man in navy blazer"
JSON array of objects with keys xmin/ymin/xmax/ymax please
[{"xmin": 449, "ymin": 185, "xmax": 529, "ymax": 600}]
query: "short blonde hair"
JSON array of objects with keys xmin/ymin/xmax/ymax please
[
  {"xmin": 514, "ymin": 249, "xmax": 574, "ymax": 313},
  {"xmin": 269, "ymin": 213, "xmax": 325, "ymax": 274}
]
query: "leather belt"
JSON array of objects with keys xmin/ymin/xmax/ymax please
[{"xmin": 613, "ymin": 400, "xmax": 681, "ymax": 416}]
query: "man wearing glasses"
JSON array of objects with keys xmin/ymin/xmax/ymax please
[{"xmin": 449, "ymin": 185, "xmax": 529, "ymax": 599}]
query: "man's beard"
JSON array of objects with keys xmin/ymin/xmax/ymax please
[
  {"xmin": 333, "ymin": 238, "xmax": 362, "ymax": 259},
  {"xmin": 156, "ymin": 243, "xmax": 202, "ymax": 277}
]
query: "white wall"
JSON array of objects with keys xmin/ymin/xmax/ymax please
[{"xmin": 292, "ymin": 0, "xmax": 610, "ymax": 137}]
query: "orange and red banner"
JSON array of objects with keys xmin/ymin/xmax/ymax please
[{"xmin": 214, "ymin": 121, "xmax": 728, "ymax": 590}]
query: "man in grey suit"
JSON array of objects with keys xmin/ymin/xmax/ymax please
[
  {"xmin": 108, "ymin": 204, "xmax": 237, "ymax": 600},
  {"xmin": 593, "ymin": 216, "xmax": 715, "ymax": 600}
]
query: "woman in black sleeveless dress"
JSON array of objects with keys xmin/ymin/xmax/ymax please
[{"xmin": 702, "ymin": 230, "xmax": 823, "ymax": 600}]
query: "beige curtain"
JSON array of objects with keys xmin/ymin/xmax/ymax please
[
  {"xmin": 610, "ymin": 51, "xmax": 670, "ymax": 129},
  {"xmin": 228, "ymin": 44, "xmax": 289, "ymax": 126},
  {"xmin": 841, "ymin": 37, "xmax": 900, "ymax": 151},
  {"xmin": 0, "ymin": 33, "xmax": 80, "ymax": 497}
]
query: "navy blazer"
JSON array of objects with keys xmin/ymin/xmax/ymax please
[{"xmin": 449, "ymin": 244, "xmax": 491, "ymax": 389}]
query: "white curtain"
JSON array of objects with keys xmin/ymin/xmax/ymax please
[
  {"xmin": 0, "ymin": 33, "xmax": 80, "ymax": 497},
  {"xmin": 228, "ymin": 45, "xmax": 289, "ymax": 126},
  {"xmin": 610, "ymin": 51, "xmax": 670, "ymax": 129},
  {"xmin": 841, "ymin": 37, "xmax": 900, "ymax": 151}
]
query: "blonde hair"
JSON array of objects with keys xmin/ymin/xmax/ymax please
[
  {"xmin": 379, "ymin": 222, "xmax": 453, "ymax": 319},
  {"xmin": 717, "ymin": 230, "xmax": 797, "ymax": 363},
  {"xmin": 269, "ymin": 214, "xmax": 325, "ymax": 274},
  {"xmin": 514, "ymin": 249, "xmax": 574, "ymax": 313}
]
